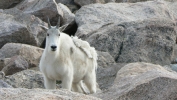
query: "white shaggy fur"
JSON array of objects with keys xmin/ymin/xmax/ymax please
[{"xmin": 39, "ymin": 25, "xmax": 97, "ymax": 94}]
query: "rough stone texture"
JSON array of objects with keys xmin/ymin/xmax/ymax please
[
  {"xmin": 0, "ymin": 88, "xmax": 101, "ymax": 100},
  {"xmin": 97, "ymin": 51, "xmax": 115, "ymax": 68},
  {"xmin": 74, "ymin": 0, "xmax": 115, "ymax": 6},
  {"xmin": 4, "ymin": 70, "xmax": 44, "ymax": 89},
  {"xmin": 95, "ymin": 62, "xmax": 177, "ymax": 100},
  {"xmin": 168, "ymin": 1, "xmax": 177, "ymax": 21},
  {"xmin": 115, "ymin": 0, "xmax": 177, "ymax": 3},
  {"xmin": 96, "ymin": 51, "xmax": 124, "ymax": 89},
  {"xmin": 0, "ymin": 58, "xmax": 10, "ymax": 71},
  {"xmin": 58, "ymin": 3, "xmax": 75, "ymax": 27},
  {"xmin": 1, "ymin": 55, "xmax": 29, "ymax": 76},
  {"xmin": 0, "ymin": 0, "xmax": 23, "ymax": 9},
  {"xmin": 0, "ymin": 43, "xmax": 43, "ymax": 68},
  {"xmin": 171, "ymin": 45, "xmax": 177, "ymax": 64},
  {"xmin": 75, "ymin": 1, "xmax": 176, "ymax": 65},
  {"xmin": 56, "ymin": 0, "xmax": 75, "ymax": 4},
  {"xmin": 75, "ymin": 1, "xmax": 174, "ymax": 36},
  {"xmin": 96, "ymin": 63, "xmax": 125, "ymax": 90},
  {"xmin": 55, "ymin": 0, "xmax": 79, "ymax": 13},
  {"xmin": 0, "ymin": 8, "xmax": 46, "ymax": 48},
  {"xmin": 116, "ymin": 19, "xmax": 175, "ymax": 65},
  {"xmin": 0, "ymin": 80, "xmax": 12, "ymax": 88},
  {"xmin": 15, "ymin": 0, "xmax": 63, "ymax": 26},
  {"xmin": 169, "ymin": 64, "xmax": 177, "ymax": 72}
]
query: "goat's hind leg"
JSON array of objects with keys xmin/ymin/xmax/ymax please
[
  {"xmin": 84, "ymin": 71, "xmax": 97, "ymax": 94},
  {"xmin": 44, "ymin": 75, "xmax": 56, "ymax": 89},
  {"xmin": 72, "ymin": 81, "xmax": 89, "ymax": 94},
  {"xmin": 72, "ymin": 81, "xmax": 84, "ymax": 93}
]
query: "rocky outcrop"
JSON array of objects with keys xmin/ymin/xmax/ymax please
[
  {"xmin": 4, "ymin": 70, "xmax": 44, "ymax": 89},
  {"xmin": 95, "ymin": 62, "xmax": 177, "ymax": 100},
  {"xmin": 0, "ymin": 9, "xmax": 46, "ymax": 48},
  {"xmin": 1, "ymin": 55, "xmax": 29, "ymax": 76},
  {"xmin": 0, "ymin": 0, "xmax": 23, "ymax": 9},
  {"xmin": 74, "ymin": 0, "xmax": 115, "ymax": 6},
  {"xmin": 0, "ymin": 58, "xmax": 10, "ymax": 71},
  {"xmin": 97, "ymin": 51, "xmax": 115, "ymax": 68},
  {"xmin": 75, "ymin": 1, "xmax": 177, "ymax": 65},
  {"xmin": 15, "ymin": 0, "xmax": 62, "ymax": 25},
  {"xmin": 75, "ymin": 1, "xmax": 174, "ymax": 36},
  {"xmin": 15, "ymin": 0, "xmax": 75, "ymax": 27},
  {"xmin": 0, "ymin": 80, "xmax": 12, "ymax": 88},
  {"xmin": 0, "ymin": 88, "xmax": 101, "ymax": 100},
  {"xmin": 0, "ymin": 43, "xmax": 43, "ymax": 69}
]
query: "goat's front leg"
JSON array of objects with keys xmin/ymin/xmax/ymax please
[
  {"xmin": 62, "ymin": 72, "xmax": 73, "ymax": 91},
  {"xmin": 44, "ymin": 75, "xmax": 56, "ymax": 89}
]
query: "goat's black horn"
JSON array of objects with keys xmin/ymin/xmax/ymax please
[{"xmin": 47, "ymin": 17, "xmax": 51, "ymax": 29}]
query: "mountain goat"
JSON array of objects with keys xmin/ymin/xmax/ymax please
[{"xmin": 39, "ymin": 18, "xmax": 97, "ymax": 94}]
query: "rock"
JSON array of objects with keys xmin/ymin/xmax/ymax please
[
  {"xmin": 115, "ymin": 0, "xmax": 176, "ymax": 3},
  {"xmin": 58, "ymin": 3, "xmax": 75, "ymax": 27},
  {"xmin": 4, "ymin": 70, "xmax": 44, "ymax": 89},
  {"xmin": 171, "ymin": 45, "xmax": 177, "ymax": 64},
  {"xmin": 74, "ymin": 0, "xmax": 105, "ymax": 6},
  {"xmin": 0, "ymin": 43, "xmax": 43, "ymax": 69},
  {"xmin": 97, "ymin": 63, "xmax": 125, "ymax": 90},
  {"xmin": 74, "ymin": 0, "xmax": 115, "ymax": 6},
  {"xmin": 82, "ymin": 19, "xmax": 176, "ymax": 65},
  {"xmin": 116, "ymin": 19, "xmax": 175, "ymax": 65},
  {"xmin": 96, "ymin": 51, "xmax": 125, "ymax": 90},
  {"xmin": 95, "ymin": 62, "xmax": 177, "ymax": 100},
  {"xmin": 54, "ymin": 0, "xmax": 79, "ymax": 13},
  {"xmin": 1, "ymin": 55, "xmax": 29, "ymax": 76},
  {"xmin": 169, "ymin": 64, "xmax": 177, "ymax": 72},
  {"xmin": 75, "ymin": 1, "xmax": 176, "ymax": 65},
  {"xmin": 97, "ymin": 51, "xmax": 115, "ymax": 68},
  {"xmin": 0, "ymin": 80, "xmax": 12, "ymax": 88},
  {"xmin": 0, "ymin": 88, "xmax": 101, "ymax": 100},
  {"xmin": 15, "ymin": 0, "xmax": 63, "ymax": 26},
  {"xmin": 55, "ymin": 0, "xmax": 75, "ymax": 4},
  {"xmin": 168, "ymin": 1, "xmax": 177, "ymax": 20},
  {"xmin": 75, "ymin": 1, "xmax": 174, "ymax": 36},
  {"xmin": 0, "ymin": 8, "xmax": 46, "ymax": 48},
  {"xmin": 0, "ymin": 58, "xmax": 10, "ymax": 71},
  {"xmin": 0, "ymin": 0, "xmax": 23, "ymax": 9}
]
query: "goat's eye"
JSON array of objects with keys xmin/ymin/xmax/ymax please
[
  {"xmin": 47, "ymin": 34, "xmax": 49, "ymax": 36},
  {"xmin": 58, "ymin": 34, "xmax": 60, "ymax": 36}
]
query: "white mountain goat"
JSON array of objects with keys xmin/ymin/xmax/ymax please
[{"xmin": 39, "ymin": 18, "xmax": 98, "ymax": 94}]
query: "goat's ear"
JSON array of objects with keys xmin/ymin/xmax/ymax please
[
  {"xmin": 38, "ymin": 24, "xmax": 48, "ymax": 30},
  {"xmin": 59, "ymin": 24, "xmax": 69, "ymax": 32}
]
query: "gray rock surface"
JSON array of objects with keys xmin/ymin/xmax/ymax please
[
  {"xmin": 4, "ymin": 70, "xmax": 44, "ymax": 89},
  {"xmin": 95, "ymin": 62, "xmax": 177, "ymax": 100},
  {"xmin": 75, "ymin": 1, "xmax": 174, "ymax": 36},
  {"xmin": 0, "ymin": 43, "xmax": 43, "ymax": 68},
  {"xmin": 97, "ymin": 51, "xmax": 115, "ymax": 68},
  {"xmin": 97, "ymin": 63, "xmax": 125, "ymax": 90},
  {"xmin": 1, "ymin": 55, "xmax": 29, "ymax": 76},
  {"xmin": 0, "ymin": 8, "xmax": 46, "ymax": 48},
  {"xmin": 15, "ymin": 0, "xmax": 63, "ymax": 26},
  {"xmin": 0, "ymin": 88, "xmax": 101, "ymax": 100},
  {"xmin": 75, "ymin": 1, "xmax": 176, "ymax": 65},
  {"xmin": 0, "ymin": 80, "xmax": 12, "ymax": 88},
  {"xmin": 0, "ymin": 0, "xmax": 23, "ymax": 9},
  {"xmin": 74, "ymin": 0, "xmax": 115, "ymax": 6},
  {"xmin": 0, "ymin": 58, "xmax": 10, "ymax": 71},
  {"xmin": 58, "ymin": 3, "xmax": 75, "ymax": 27}
]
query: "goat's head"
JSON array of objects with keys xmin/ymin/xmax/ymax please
[{"xmin": 40, "ymin": 17, "xmax": 68, "ymax": 52}]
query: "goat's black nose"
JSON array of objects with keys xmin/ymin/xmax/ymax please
[{"xmin": 51, "ymin": 45, "xmax": 57, "ymax": 50}]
